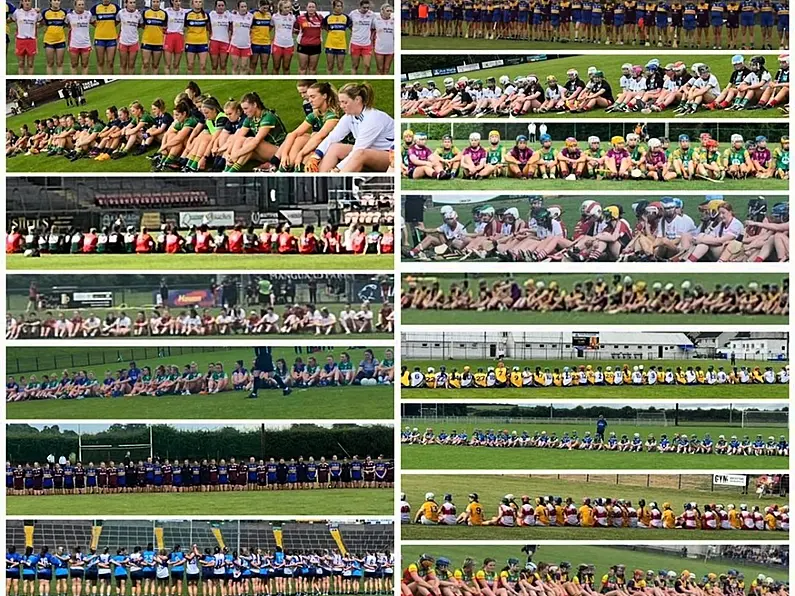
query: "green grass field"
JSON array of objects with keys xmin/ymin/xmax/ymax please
[
  {"xmin": 402, "ymin": 358, "xmax": 789, "ymax": 399},
  {"xmin": 400, "ymin": 545, "xmax": 789, "ymax": 583},
  {"xmin": 403, "ymin": 53, "xmax": 786, "ymax": 120},
  {"xmin": 401, "ymin": 474, "xmax": 787, "ymax": 540},
  {"xmin": 6, "ymin": 78, "xmax": 394, "ymax": 174},
  {"xmin": 6, "ymin": 27, "xmax": 393, "ymax": 75},
  {"xmin": 400, "ymin": 139, "xmax": 789, "ymax": 191},
  {"xmin": 401, "ymin": 26, "xmax": 784, "ymax": 51},
  {"xmin": 6, "ymin": 347, "xmax": 394, "ymax": 420},
  {"xmin": 401, "ymin": 272, "xmax": 789, "ymax": 325},
  {"xmin": 7, "ymin": 252, "xmax": 393, "ymax": 271},
  {"xmin": 6, "ymin": 487, "xmax": 391, "ymax": 515},
  {"xmin": 415, "ymin": 194, "xmax": 789, "ymax": 241},
  {"xmin": 401, "ymin": 420, "xmax": 790, "ymax": 470}
]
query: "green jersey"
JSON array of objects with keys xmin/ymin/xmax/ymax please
[
  {"xmin": 585, "ymin": 148, "xmax": 605, "ymax": 159},
  {"xmin": 91, "ymin": 121, "xmax": 106, "ymax": 133},
  {"xmin": 773, "ymin": 147, "xmax": 789, "ymax": 170},
  {"xmin": 305, "ymin": 109, "xmax": 338, "ymax": 133},
  {"xmin": 629, "ymin": 146, "xmax": 646, "ymax": 161},
  {"xmin": 259, "ymin": 279, "xmax": 272, "ymax": 295},
  {"xmin": 672, "ymin": 146, "xmax": 695, "ymax": 164},
  {"xmin": 486, "ymin": 144, "xmax": 505, "ymax": 165},
  {"xmin": 339, "ymin": 360, "xmax": 353, "ymax": 371},
  {"xmin": 206, "ymin": 114, "xmax": 230, "ymax": 135},
  {"xmin": 243, "ymin": 110, "xmax": 287, "ymax": 144},
  {"xmin": 173, "ymin": 116, "xmax": 199, "ymax": 132},
  {"xmin": 435, "ymin": 146, "xmax": 460, "ymax": 161},
  {"xmin": 539, "ymin": 146, "xmax": 556, "ymax": 161},
  {"xmin": 132, "ymin": 112, "xmax": 156, "ymax": 127},
  {"xmin": 723, "ymin": 147, "xmax": 749, "ymax": 166}
]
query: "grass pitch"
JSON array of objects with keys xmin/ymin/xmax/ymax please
[
  {"xmin": 399, "ymin": 139, "xmax": 789, "ymax": 191},
  {"xmin": 400, "ymin": 420, "xmax": 789, "ymax": 470},
  {"xmin": 6, "ymin": 487, "xmax": 391, "ymax": 516},
  {"xmin": 403, "ymin": 53, "xmax": 785, "ymax": 120},
  {"xmin": 6, "ymin": 79, "xmax": 394, "ymax": 174},
  {"xmin": 401, "ymin": 358, "xmax": 789, "ymax": 399},
  {"xmin": 7, "ymin": 252, "xmax": 393, "ymax": 271},
  {"xmin": 399, "ymin": 545, "xmax": 789, "ymax": 582},
  {"xmin": 6, "ymin": 346, "xmax": 394, "ymax": 420},
  {"xmin": 6, "ymin": 27, "xmax": 393, "ymax": 75},
  {"xmin": 401, "ymin": 272, "xmax": 789, "ymax": 326},
  {"xmin": 401, "ymin": 474, "xmax": 787, "ymax": 540}
]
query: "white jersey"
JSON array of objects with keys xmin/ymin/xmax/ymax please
[
  {"xmin": 13, "ymin": 8, "xmax": 39, "ymax": 38},
  {"xmin": 536, "ymin": 219, "xmax": 564, "ymax": 239},
  {"xmin": 400, "ymin": 500, "xmax": 411, "ymax": 523},
  {"xmin": 371, "ymin": 15, "xmax": 393, "ymax": 54},
  {"xmin": 349, "ymin": 9, "xmax": 375, "ymax": 45},
  {"xmin": 708, "ymin": 216, "xmax": 744, "ymax": 239},
  {"xmin": 619, "ymin": 74, "xmax": 632, "ymax": 90},
  {"xmin": 743, "ymin": 70, "xmax": 772, "ymax": 88},
  {"xmin": 693, "ymin": 74, "xmax": 721, "ymax": 95},
  {"xmin": 67, "ymin": 10, "xmax": 92, "ymax": 47},
  {"xmin": 419, "ymin": 87, "xmax": 441, "ymax": 99},
  {"xmin": 271, "ymin": 12, "xmax": 296, "ymax": 47},
  {"xmin": 613, "ymin": 371, "xmax": 623, "ymax": 385},
  {"xmin": 545, "ymin": 86, "xmax": 562, "ymax": 100},
  {"xmin": 117, "ymin": 9, "xmax": 143, "ymax": 45},
  {"xmin": 230, "ymin": 11, "xmax": 252, "ymax": 47},
  {"xmin": 628, "ymin": 77, "xmax": 648, "ymax": 93},
  {"xmin": 482, "ymin": 86, "xmax": 502, "ymax": 99},
  {"xmin": 316, "ymin": 108, "xmax": 394, "ymax": 170},
  {"xmin": 437, "ymin": 221, "xmax": 467, "ymax": 240},
  {"xmin": 764, "ymin": 369, "xmax": 775, "ymax": 383},
  {"xmin": 646, "ymin": 370, "xmax": 657, "ymax": 385},
  {"xmin": 165, "ymin": 7, "xmax": 188, "ymax": 32},
  {"xmin": 663, "ymin": 77, "xmax": 679, "ymax": 92},
  {"xmin": 439, "ymin": 502, "xmax": 457, "ymax": 524},
  {"xmin": 209, "ymin": 9, "xmax": 232, "ymax": 41},
  {"xmin": 657, "ymin": 215, "xmax": 690, "ymax": 239}
]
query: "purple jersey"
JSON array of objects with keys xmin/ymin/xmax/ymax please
[
  {"xmin": 560, "ymin": 147, "xmax": 582, "ymax": 160},
  {"xmin": 407, "ymin": 144, "xmax": 433, "ymax": 164},
  {"xmin": 463, "ymin": 145, "xmax": 487, "ymax": 163},
  {"xmin": 751, "ymin": 148, "xmax": 771, "ymax": 166},
  {"xmin": 510, "ymin": 146, "xmax": 534, "ymax": 163},
  {"xmin": 646, "ymin": 149, "xmax": 668, "ymax": 167},
  {"xmin": 607, "ymin": 148, "xmax": 629, "ymax": 161}
]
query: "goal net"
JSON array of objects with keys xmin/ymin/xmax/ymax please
[
  {"xmin": 741, "ymin": 410, "xmax": 789, "ymax": 428},
  {"xmin": 636, "ymin": 412, "xmax": 668, "ymax": 426}
]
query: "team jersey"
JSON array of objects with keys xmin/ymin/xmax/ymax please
[
  {"xmin": 91, "ymin": 2, "xmax": 120, "ymax": 39},
  {"xmin": 184, "ymin": 9, "xmax": 209, "ymax": 43},
  {"xmin": 230, "ymin": 11, "xmax": 253, "ymax": 46},
  {"xmin": 250, "ymin": 8, "xmax": 272, "ymax": 44},
  {"xmin": 66, "ymin": 10, "xmax": 93, "ymax": 46},
  {"xmin": 209, "ymin": 9, "xmax": 231, "ymax": 41},
  {"xmin": 271, "ymin": 12, "xmax": 296, "ymax": 47},
  {"xmin": 323, "ymin": 12, "xmax": 350, "ymax": 50},
  {"xmin": 117, "ymin": 9, "xmax": 142, "ymax": 45},
  {"xmin": 305, "ymin": 109, "xmax": 339, "ymax": 133},
  {"xmin": 141, "ymin": 8, "xmax": 167, "ymax": 45},
  {"xmin": 372, "ymin": 14, "xmax": 394, "ymax": 54},
  {"xmin": 164, "ymin": 6, "xmax": 187, "ymax": 32},
  {"xmin": 243, "ymin": 111, "xmax": 287, "ymax": 144},
  {"xmin": 41, "ymin": 8, "xmax": 67, "ymax": 44},
  {"xmin": 349, "ymin": 8, "xmax": 375, "ymax": 45}
]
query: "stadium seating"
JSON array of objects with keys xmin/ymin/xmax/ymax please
[
  {"xmin": 6, "ymin": 520, "xmax": 393, "ymax": 553},
  {"xmin": 94, "ymin": 191, "xmax": 209, "ymax": 208}
]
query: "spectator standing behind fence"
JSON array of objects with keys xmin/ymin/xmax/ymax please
[{"xmin": 527, "ymin": 122, "xmax": 536, "ymax": 143}]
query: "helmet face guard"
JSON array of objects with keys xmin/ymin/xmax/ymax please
[{"xmin": 747, "ymin": 199, "xmax": 768, "ymax": 222}]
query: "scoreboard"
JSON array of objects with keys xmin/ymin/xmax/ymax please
[{"xmin": 572, "ymin": 332, "xmax": 600, "ymax": 350}]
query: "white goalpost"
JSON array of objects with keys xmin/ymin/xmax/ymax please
[
  {"xmin": 635, "ymin": 411, "xmax": 668, "ymax": 426},
  {"xmin": 77, "ymin": 426, "xmax": 153, "ymax": 462},
  {"xmin": 740, "ymin": 410, "xmax": 790, "ymax": 428}
]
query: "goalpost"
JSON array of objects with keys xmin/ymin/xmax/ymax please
[
  {"xmin": 77, "ymin": 426, "xmax": 153, "ymax": 463},
  {"xmin": 740, "ymin": 410, "xmax": 790, "ymax": 428},
  {"xmin": 635, "ymin": 411, "xmax": 668, "ymax": 426}
]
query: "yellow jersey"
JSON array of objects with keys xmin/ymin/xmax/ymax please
[
  {"xmin": 729, "ymin": 509, "xmax": 741, "ymax": 528},
  {"xmin": 323, "ymin": 12, "xmax": 349, "ymax": 50},
  {"xmin": 91, "ymin": 2, "xmax": 120, "ymax": 40},
  {"xmin": 250, "ymin": 9, "xmax": 272, "ymax": 44},
  {"xmin": 424, "ymin": 373, "xmax": 436, "ymax": 388},
  {"xmin": 474, "ymin": 372, "xmax": 487, "ymax": 387},
  {"xmin": 184, "ymin": 9, "xmax": 209, "ymax": 43},
  {"xmin": 141, "ymin": 8, "xmax": 167, "ymax": 45},
  {"xmin": 419, "ymin": 500, "xmax": 439, "ymax": 522},
  {"xmin": 42, "ymin": 8, "xmax": 67, "ymax": 44},
  {"xmin": 510, "ymin": 371, "xmax": 523, "ymax": 387},
  {"xmin": 495, "ymin": 366, "xmax": 508, "ymax": 384},
  {"xmin": 579, "ymin": 505, "xmax": 594, "ymax": 526},
  {"xmin": 400, "ymin": 370, "xmax": 410, "ymax": 387},
  {"xmin": 466, "ymin": 502, "xmax": 484, "ymax": 525},
  {"xmin": 535, "ymin": 504, "xmax": 549, "ymax": 525},
  {"xmin": 663, "ymin": 509, "xmax": 676, "ymax": 528}
]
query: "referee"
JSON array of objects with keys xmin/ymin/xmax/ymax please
[{"xmin": 248, "ymin": 347, "xmax": 291, "ymax": 398}]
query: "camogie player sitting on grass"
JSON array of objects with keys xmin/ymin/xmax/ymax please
[{"xmin": 223, "ymin": 91, "xmax": 287, "ymax": 172}]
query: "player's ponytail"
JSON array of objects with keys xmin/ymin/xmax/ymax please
[
  {"xmin": 241, "ymin": 91, "xmax": 266, "ymax": 110},
  {"xmin": 339, "ymin": 82, "xmax": 376, "ymax": 109},
  {"xmin": 309, "ymin": 82, "xmax": 341, "ymax": 117}
]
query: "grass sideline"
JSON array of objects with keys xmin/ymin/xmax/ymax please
[
  {"xmin": 401, "ymin": 421, "xmax": 789, "ymax": 470},
  {"xmin": 6, "ymin": 488, "xmax": 391, "ymax": 516},
  {"xmin": 401, "ymin": 474, "xmax": 786, "ymax": 540},
  {"xmin": 403, "ymin": 53, "xmax": 785, "ymax": 120},
  {"xmin": 6, "ymin": 347, "xmax": 394, "ymax": 420},
  {"xmin": 7, "ymin": 252, "xmax": 393, "ymax": 271},
  {"xmin": 6, "ymin": 79, "xmax": 394, "ymax": 174},
  {"xmin": 399, "ymin": 140, "xmax": 789, "ymax": 191},
  {"xmin": 6, "ymin": 27, "xmax": 393, "ymax": 75},
  {"xmin": 401, "ymin": 358, "xmax": 789, "ymax": 399},
  {"xmin": 400, "ymin": 545, "xmax": 789, "ymax": 582},
  {"xmin": 417, "ymin": 195, "xmax": 789, "ymax": 237},
  {"xmin": 401, "ymin": 272, "xmax": 789, "ymax": 325},
  {"xmin": 401, "ymin": 27, "xmax": 781, "ymax": 51}
]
